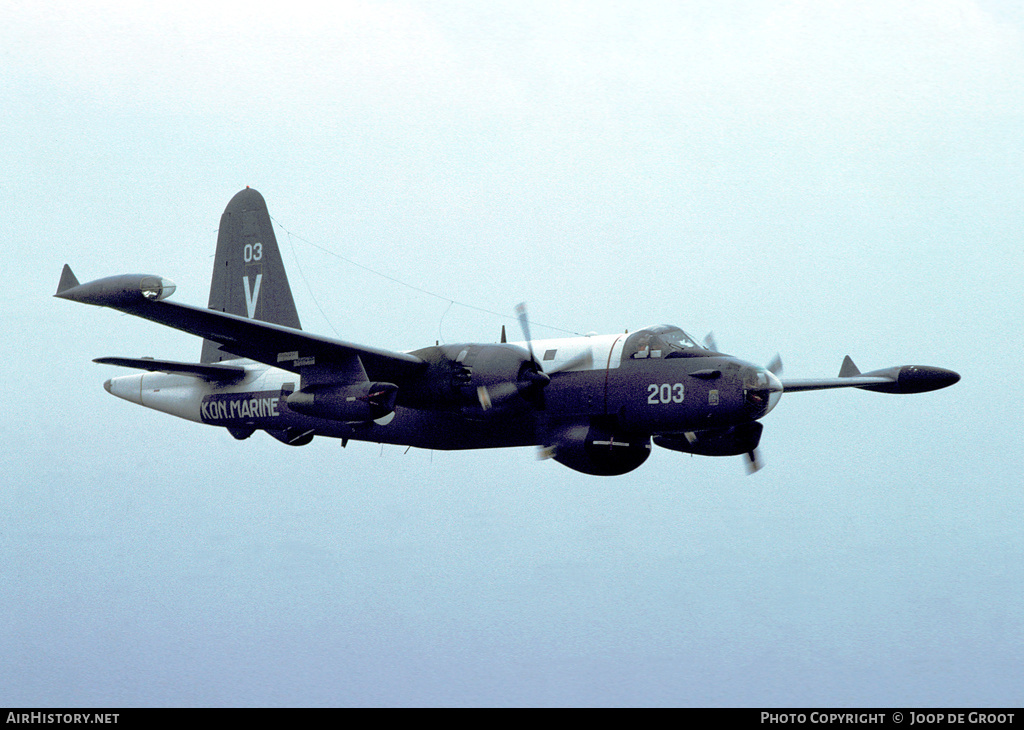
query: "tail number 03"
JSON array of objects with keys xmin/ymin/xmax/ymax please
[
  {"xmin": 648, "ymin": 383, "xmax": 684, "ymax": 405},
  {"xmin": 243, "ymin": 242, "xmax": 263, "ymax": 263}
]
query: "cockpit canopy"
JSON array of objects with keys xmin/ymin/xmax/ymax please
[{"xmin": 624, "ymin": 325, "xmax": 704, "ymax": 360}]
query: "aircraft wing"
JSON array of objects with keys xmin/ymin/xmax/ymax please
[
  {"xmin": 128, "ymin": 299, "xmax": 426, "ymax": 382},
  {"xmin": 780, "ymin": 356, "xmax": 960, "ymax": 394},
  {"xmin": 780, "ymin": 375, "xmax": 895, "ymax": 392},
  {"xmin": 55, "ymin": 269, "xmax": 427, "ymax": 384}
]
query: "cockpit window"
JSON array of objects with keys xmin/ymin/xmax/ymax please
[
  {"xmin": 624, "ymin": 325, "xmax": 702, "ymax": 360},
  {"xmin": 651, "ymin": 326, "xmax": 700, "ymax": 351}
]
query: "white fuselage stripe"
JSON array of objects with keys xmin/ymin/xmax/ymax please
[{"xmin": 507, "ymin": 333, "xmax": 624, "ymax": 372}]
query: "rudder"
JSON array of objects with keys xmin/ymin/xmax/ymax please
[{"xmin": 201, "ymin": 188, "xmax": 302, "ymax": 363}]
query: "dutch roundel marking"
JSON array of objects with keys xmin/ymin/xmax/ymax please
[{"xmin": 647, "ymin": 383, "xmax": 684, "ymax": 404}]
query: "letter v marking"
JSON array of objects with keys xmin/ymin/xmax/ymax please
[{"xmin": 243, "ymin": 274, "xmax": 263, "ymax": 319}]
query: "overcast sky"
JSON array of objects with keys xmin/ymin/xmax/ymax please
[{"xmin": 2, "ymin": 0, "xmax": 1022, "ymax": 707}]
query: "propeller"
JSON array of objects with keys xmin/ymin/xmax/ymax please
[
  {"xmin": 745, "ymin": 449, "xmax": 763, "ymax": 474},
  {"xmin": 702, "ymin": 333, "xmax": 779, "ymax": 472},
  {"xmin": 515, "ymin": 303, "xmax": 535, "ymax": 364},
  {"xmin": 744, "ymin": 355, "xmax": 782, "ymax": 474},
  {"xmin": 477, "ymin": 303, "xmax": 592, "ymax": 411},
  {"xmin": 515, "ymin": 302, "xmax": 594, "ymax": 377},
  {"xmin": 704, "ymin": 331, "xmax": 782, "ymax": 377}
]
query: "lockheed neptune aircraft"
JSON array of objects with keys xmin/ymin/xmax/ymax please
[{"xmin": 56, "ymin": 188, "xmax": 959, "ymax": 475}]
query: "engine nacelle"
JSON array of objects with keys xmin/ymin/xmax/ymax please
[
  {"xmin": 654, "ymin": 421, "xmax": 763, "ymax": 457},
  {"xmin": 286, "ymin": 381, "xmax": 398, "ymax": 422},
  {"xmin": 549, "ymin": 423, "xmax": 651, "ymax": 476},
  {"xmin": 403, "ymin": 343, "xmax": 541, "ymax": 412}
]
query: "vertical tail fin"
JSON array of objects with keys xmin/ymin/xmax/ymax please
[{"xmin": 201, "ymin": 188, "xmax": 302, "ymax": 363}]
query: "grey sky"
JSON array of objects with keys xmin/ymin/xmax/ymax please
[{"xmin": 2, "ymin": 0, "xmax": 1022, "ymax": 706}]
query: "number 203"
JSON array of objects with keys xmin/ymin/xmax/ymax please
[{"xmin": 648, "ymin": 383, "xmax": 684, "ymax": 404}]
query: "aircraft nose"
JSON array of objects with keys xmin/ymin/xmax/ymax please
[
  {"xmin": 744, "ymin": 365, "xmax": 784, "ymax": 418},
  {"xmin": 104, "ymin": 379, "xmax": 112, "ymax": 394}
]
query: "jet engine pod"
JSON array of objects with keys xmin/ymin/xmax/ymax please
[
  {"xmin": 286, "ymin": 382, "xmax": 398, "ymax": 422},
  {"xmin": 548, "ymin": 422, "xmax": 651, "ymax": 476}
]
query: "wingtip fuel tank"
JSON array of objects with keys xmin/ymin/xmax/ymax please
[
  {"xmin": 856, "ymin": 365, "xmax": 961, "ymax": 394},
  {"xmin": 55, "ymin": 270, "xmax": 176, "ymax": 307}
]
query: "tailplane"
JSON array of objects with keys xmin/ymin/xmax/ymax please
[{"xmin": 201, "ymin": 188, "xmax": 302, "ymax": 363}]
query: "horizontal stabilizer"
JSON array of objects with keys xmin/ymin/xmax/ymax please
[{"xmin": 93, "ymin": 356, "xmax": 246, "ymax": 383}]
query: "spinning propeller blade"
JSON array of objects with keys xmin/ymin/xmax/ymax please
[
  {"xmin": 746, "ymin": 448, "xmax": 763, "ymax": 474},
  {"xmin": 742, "ymin": 356, "xmax": 781, "ymax": 473},
  {"xmin": 548, "ymin": 349, "xmax": 593, "ymax": 374},
  {"xmin": 477, "ymin": 303, "xmax": 591, "ymax": 411},
  {"xmin": 515, "ymin": 302, "xmax": 535, "ymax": 364}
]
